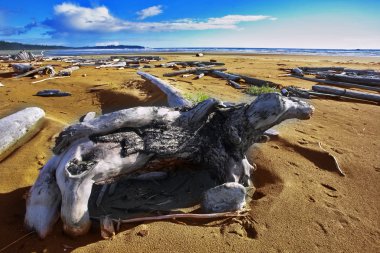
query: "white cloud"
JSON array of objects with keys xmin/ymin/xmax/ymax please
[
  {"xmin": 45, "ymin": 3, "xmax": 276, "ymax": 34},
  {"xmin": 137, "ymin": 5, "xmax": 163, "ymax": 20}
]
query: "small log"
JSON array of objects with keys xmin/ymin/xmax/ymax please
[
  {"xmin": 312, "ymin": 85, "xmax": 380, "ymax": 103},
  {"xmin": 97, "ymin": 62, "xmax": 127, "ymax": 68},
  {"xmin": 137, "ymin": 71, "xmax": 192, "ymax": 107},
  {"xmin": 289, "ymin": 75, "xmax": 380, "ymax": 93},
  {"xmin": 344, "ymin": 69, "xmax": 379, "ymax": 75},
  {"xmin": 0, "ymin": 107, "xmax": 45, "ymax": 161},
  {"xmin": 291, "ymin": 68, "xmax": 304, "ymax": 77},
  {"xmin": 228, "ymin": 80, "xmax": 242, "ymax": 89},
  {"xmin": 299, "ymin": 67, "xmax": 345, "ymax": 73},
  {"xmin": 197, "ymin": 73, "xmax": 205, "ymax": 79},
  {"xmin": 31, "ymin": 76, "xmax": 70, "ymax": 84},
  {"xmin": 11, "ymin": 63, "xmax": 32, "ymax": 73},
  {"xmin": 211, "ymin": 70, "xmax": 241, "ymax": 81},
  {"xmin": 326, "ymin": 74, "xmax": 380, "ymax": 87},
  {"xmin": 58, "ymin": 66, "xmax": 80, "ymax": 76}
]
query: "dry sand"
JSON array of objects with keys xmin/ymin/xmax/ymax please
[{"xmin": 0, "ymin": 54, "xmax": 379, "ymax": 252}]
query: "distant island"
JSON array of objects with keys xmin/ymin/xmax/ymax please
[{"xmin": 0, "ymin": 41, "xmax": 144, "ymax": 50}]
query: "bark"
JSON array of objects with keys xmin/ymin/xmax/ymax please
[
  {"xmin": 312, "ymin": 85, "xmax": 380, "ymax": 103},
  {"xmin": 0, "ymin": 107, "xmax": 45, "ymax": 161}
]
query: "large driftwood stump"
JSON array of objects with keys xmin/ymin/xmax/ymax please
[{"xmin": 25, "ymin": 92, "xmax": 313, "ymax": 238}]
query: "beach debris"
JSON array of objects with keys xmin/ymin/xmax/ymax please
[
  {"xmin": 228, "ymin": 80, "xmax": 242, "ymax": 89},
  {"xmin": 31, "ymin": 74, "xmax": 40, "ymax": 79},
  {"xmin": 58, "ymin": 66, "xmax": 80, "ymax": 76},
  {"xmin": 35, "ymin": 89, "xmax": 71, "ymax": 97},
  {"xmin": 137, "ymin": 71, "xmax": 192, "ymax": 107},
  {"xmin": 210, "ymin": 59, "xmax": 217, "ymax": 63},
  {"xmin": 0, "ymin": 107, "xmax": 45, "ymax": 161},
  {"xmin": 211, "ymin": 70, "xmax": 241, "ymax": 81},
  {"xmin": 100, "ymin": 215, "xmax": 115, "ymax": 239},
  {"xmin": 12, "ymin": 50, "xmax": 35, "ymax": 61},
  {"xmin": 325, "ymin": 74, "xmax": 380, "ymax": 87},
  {"xmin": 318, "ymin": 142, "xmax": 345, "ymax": 176},
  {"xmin": 92, "ymin": 211, "xmax": 248, "ymax": 225},
  {"xmin": 25, "ymin": 87, "xmax": 313, "ymax": 238},
  {"xmin": 0, "ymin": 82, "xmax": 4, "ymax": 87},
  {"xmin": 135, "ymin": 224, "xmax": 149, "ymax": 237},
  {"xmin": 228, "ymin": 72, "xmax": 279, "ymax": 87},
  {"xmin": 312, "ymin": 85, "xmax": 380, "ymax": 103},
  {"xmin": 14, "ymin": 65, "xmax": 55, "ymax": 78},
  {"xmin": 182, "ymin": 74, "xmax": 193, "ymax": 78},
  {"xmin": 291, "ymin": 67, "xmax": 304, "ymax": 77},
  {"xmin": 201, "ymin": 182, "xmax": 247, "ymax": 213},
  {"xmin": 97, "ymin": 62, "xmax": 127, "ymax": 68},
  {"xmin": 31, "ymin": 76, "xmax": 70, "ymax": 84},
  {"xmin": 167, "ymin": 61, "xmax": 225, "ymax": 67},
  {"xmin": 196, "ymin": 53, "xmax": 204, "ymax": 57},
  {"xmin": 163, "ymin": 67, "xmax": 227, "ymax": 77},
  {"xmin": 11, "ymin": 63, "xmax": 32, "ymax": 73},
  {"xmin": 82, "ymin": 74, "xmax": 87, "ymax": 77},
  {"xmin": 197, "ymin": 72, "xmax": 205, "ymax": 79}
]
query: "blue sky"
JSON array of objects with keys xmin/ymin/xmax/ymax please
[{"xmin": 0, "ymin": 0, "xmax": 379, "ymax": 48}]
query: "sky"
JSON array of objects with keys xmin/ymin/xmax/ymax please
[{"xmin": 0, "ymin": 0, "xmax": 379, "ymax": 49}]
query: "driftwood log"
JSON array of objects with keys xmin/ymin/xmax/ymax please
[
  {"xmin": 312, "ymin": 85, "xmax": 380, "ymax": 103},
  {"xmin": 25, "ymin": 92, "xmax": 313, "ymax": 238},
  {"xmin": 0, "ymin": 107, "xmax": 45, "ymax": 161},
  {"xmin": 326, "ymin": 74, "xmax": 380, "ymax": 87}
]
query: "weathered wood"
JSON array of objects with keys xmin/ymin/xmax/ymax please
[
  {"xmin": 58, "ymin": 66, "xmax": 80, "ymax": 76},
  {"xmin": 312, "ymin": 85, "xmax": 380, "ymax": 103},
  {"xmin": 31, "ymin": 76, "xmax": 70, "ymax": 84},
  {"xmin": 299, "ymin": 67, "xmax": 345, "ymax": 73},
  {"xmin": 326, "ymin": 74, "xmax": 380, "ymax": 87},
  {"xmin": 137, "ymin": 71, "xmax": 192, "ymax": 107},
  {"xmin": 14, "ymin": 65, "xmax": 55, "ymax": 78},
  {"xmin": 229, "ymin": 73, "xmax": 278, "ymax": 87},
  {"xmin": 97, "ymin": 62, "xmax": 127, "ymax": 68},
  {"xmin": 211, "ymin": 70, "xmax": 241, "ymax": 81},
  {"xmin": 228, "ymin": 80, "xmax": 242, "ymax": 89},
  {"xmin": 11, "ymin": 63, "xmax": 32, "ymax": 73},
  {"xmin": 0, "ymin": 107, "xmax": 45, "ymax": 161},
  {"xmin": 163, "ymin": 67, "xmax": 227, "ymax": 77},
  {"xmin": 290, "ymin": 75, "xmax": 380, "ymax": 92},
  {"xmin": 25, "ymin": 93, "xmax": 313, "ymax": 238}
]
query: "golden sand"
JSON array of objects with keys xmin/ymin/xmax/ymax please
[{"xmin": 0, "ymin": 54, "xmax": 379, "ymax": 252}]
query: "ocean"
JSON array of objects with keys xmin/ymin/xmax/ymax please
[{"xmin": 43, "ymin": 47, "xmax": 380, "ymax": 57}]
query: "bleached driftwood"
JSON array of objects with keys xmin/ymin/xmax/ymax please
[
  {"xmin": 163, "ymin": 67, "xmax": 227, "ymax": 77},
  {"xmin": 137, "ymin": 71, "xmax": 192, "ymax": 107},
  {"xmin": 211, "ymin": 71, "xmax": 241, "ymax": 81},
  {"xmin": 326, "ymin": 74, "xmax": 380, "ymax": 87},
  {"xmin": 228, "ymin": 80, "xmax": 242, "ymax": 89},
  {"xmin": 289, "ymin": 75, "xmax": 380, "ymax": 93},
  {"xmin": 0, "ymin": 107, "xmax": 45, "ymax": 161},
  {"xmin": 97, "ymin": 62, "xmax": 127, "ymax": 68},
  {"xmin": 14, "ymin": 65, "xmax": 55, "ymax": 78},
  {"xmin": 12, "ymin": 51, "xmax": 35, "ymax": 61},
  {"xmin": 25, "ymin": 92, "xmax": 313, "ymax": 238},
  {"xmin": 11, "ymin": 63, "xmax": 32, "ymax": 73},
  {"xmin": 31, "ymin": 76, "xmax": 70, "ymax": 84},
  {"xmin": 58, "ymin": 66, "xmax": 80, "ymax": 76},
  {"xmin": 312, "ymin": 85, "xmax": 380, "ymax": 103}
]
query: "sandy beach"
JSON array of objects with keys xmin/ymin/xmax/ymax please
[{"xmin": 0, "ymin": 53, "xmax": 379, "ymax": 253}]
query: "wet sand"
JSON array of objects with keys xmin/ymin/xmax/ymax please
[{"xmin": 0, "ymin": 54, "xmax": 379, "ymax": 252}]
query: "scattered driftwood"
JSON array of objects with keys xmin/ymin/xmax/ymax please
[
  {"xmin": 12, "ymin": 51, "xmax": 35, "ymax": 61},
  {"xmin": 137, "ymin": 71, "xmax": 191, "ymax": 107},
  {"xmin": 289, "ymin": 75, "xmax": 380, "ymax": 93},
  {"xmin": 211, "ymin": 71, "xmax": 240, "ymax": 81},
  {"xmin": 163, "ymin": 67, "xmax": 227, "ymax": 77},
  {"xmin": 169, "ymin": 61, "xmax": 225, "ymax": 67},
  {"xmin": 31, "ymin": 76, "xmax": 70, "ymax": 84},
  {"xmin": 25, "ymin": 91, "xmax": 313, "ymax": 238},
  {"xmin": 196, "ymin": 53, "xmax": 204, "ymax": 57},
  {"xmin": 14, "ymin": 65, "xmax": 55, "ymax": 78},
  {"xmin": 12, "ymin": 63, "xmax": 33, "ymax": 73},
  {"xmin": 299, "ymin": 67, "xmax": 345, "ymax": 74},
  {"xmin": 318, "ymin": 142, "xmax": 345, "ymax": 176},
  {"xmin": 312, "ymin": 85, "xmax": 380, "ymax": 103},
  {"xmin": 229, "ymin": 73, "xmax": 279, "ymax": 88},
  {"xmin": 326, "ymin": 74, "xmax": 380, "ymax": 87},
  {"xmin": 0, "ymin": 107, "xmax": 45, "ymax": 161}
]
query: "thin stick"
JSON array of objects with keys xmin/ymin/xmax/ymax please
[
  {"xmin": 0, "ymin": 231, "xmax": 35, "ymax": 252},
  {"xmin": 31, "ymin": 76, "xmax": 70, "ymax": 84},
  {"xmin": 318, "ymin": 142, "xmax": 345, "ymax": 176},
  {"xmin": 91, "ymin": 211, "xmax": 247, "ymax": 224}
]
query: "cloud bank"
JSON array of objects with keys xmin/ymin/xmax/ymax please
[
  {"xmin": 137, "ymin": 5, "xmax": 163, "ymax": 20},
  {"xmin": 42, "ymin": 3, "xmax": 276, "ymax": 35}
]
